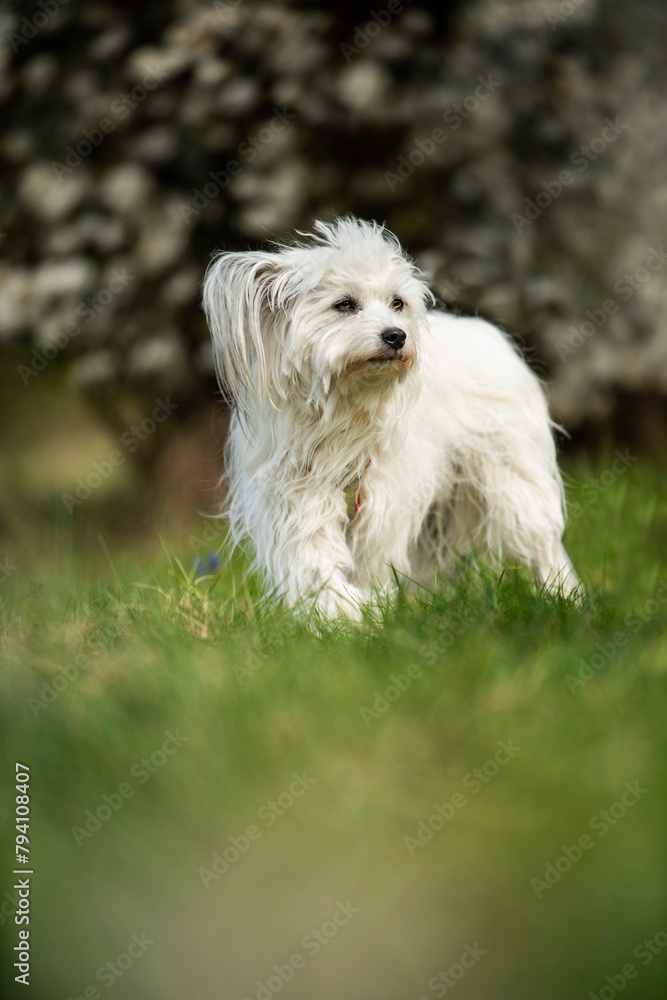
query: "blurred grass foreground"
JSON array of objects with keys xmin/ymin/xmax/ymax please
[{"xmin": 1, "ymin": 450, "xmax": 666, "ymax": 1000}]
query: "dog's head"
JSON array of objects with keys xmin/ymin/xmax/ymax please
[{"xmin": 202, "ymin": 217, "xmax": 433, "ymax": 415}]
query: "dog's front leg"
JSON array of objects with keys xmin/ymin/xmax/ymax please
[
  {"xmin": 281, "ymin": 540, "xmax": 366, "ymax": 623},
  {"xmin": 258, "ymin": 494, "xmax": 366, "ymax": 622}
]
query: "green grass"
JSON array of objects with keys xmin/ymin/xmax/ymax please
[{"xmin": 1, "ymin": 456, "xmax": 667, "ymax": 1000}]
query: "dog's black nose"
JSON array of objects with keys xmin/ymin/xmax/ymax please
[{"xmin": 381, "ymin": 327, "xmax": 407, "ymax": 350}]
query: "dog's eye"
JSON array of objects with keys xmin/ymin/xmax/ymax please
[
  {"xmin": 334, "ymin": 299, "xmax": 357, "ymax": 312},
  {"xmin": 391, "ymin": 298, "xmax": 404, "ymax": 312}
]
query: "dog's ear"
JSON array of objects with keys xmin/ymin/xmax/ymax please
[{"xmin": 202, "ymin": 250, "xmax": 295, "ymax": 415}]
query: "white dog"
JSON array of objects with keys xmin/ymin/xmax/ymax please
[{"xmin": 203, "ymin": 217, "xmax": 579, "ymax": 619}]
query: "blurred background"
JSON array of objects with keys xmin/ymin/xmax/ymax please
[{"xmin": 2, "ymin": 0, "xmax": 667, "ymax": 540}]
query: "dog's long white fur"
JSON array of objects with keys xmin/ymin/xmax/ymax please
[{"xmin": 203, "ymin": 217, "xmax": 579, "ymax": 619}]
